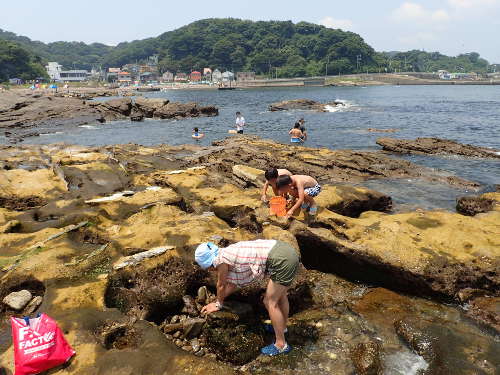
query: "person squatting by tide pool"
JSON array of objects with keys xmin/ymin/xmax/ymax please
[{"xmin": 195, "ymin": 239, "xmax": 300, "ymax": 356}]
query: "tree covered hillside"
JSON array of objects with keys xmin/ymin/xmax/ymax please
[
  {"xmin": 0, "ymin": 40, "xmax": 47, "ymax": 81},
  {"xmin": 0, "ymin": 29, "xmax": 113, "ymax": 70},
  {"xmin": 104, "ymin": 18, "xmax": 378, "ymax": 77},
  {"xmin": 381, "ymin": 50, "xmax": 490, "ymax": 73}
]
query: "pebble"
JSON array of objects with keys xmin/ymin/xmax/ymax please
[
  {"xmin": 174, "ymin": 339, "xmax": 183, "ymax": 347},
  {"xmin": 205, "ymin": 353, "xmax": 217, "ymax": 360},
  {"xmin": 24, "ymin": 296, "xmax": 43, "ymax": 315},
  {"xmin": 315, "ymin": 322, "xmax": 323, "ymax": 328},
  {"xmin": 170, "ymin": 315, "xmax": 180, "ymax": 324},
  {"xmin": 164, "ymin": 334, "xmax": 173, "ymax": 340},
  {"xmin": 328, "ymin": 352, "xmax": 337, "ymax": 360},
  {"xmin": 173, "ymin": 331, "xmax": 181, "ymax": 339},
  {"xmin": 2, "ymin": 290, "xmax": 32, "ymax": 311},
  {"xmin": 194, "ymin": 348, "xmax": 205, "ymax": 357},
  {"xmin": 190, "ymin": 338, "xmax": 200, "ymax": 352},
  {"xmin": 182, "ymin": 345, "xmax": 193, "ymax": 352}
]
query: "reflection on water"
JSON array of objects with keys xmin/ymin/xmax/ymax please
[
  {"xmin": 17, "ymin": 85, "xmax": 500, "ymax": 210},
  {"xmin": 384, "ymin": 350, "xmax": 429, "ymax": 375}
]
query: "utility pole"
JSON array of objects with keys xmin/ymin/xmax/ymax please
[
  {"xmin": 356, "ymin": 55, "xmax": 362, "ymax": 72},
  {"xmin": 325, "ymin": 56, "xmax": 330, "ymax": 78}
]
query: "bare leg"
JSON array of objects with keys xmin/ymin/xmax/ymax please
[
  {"xmin": 263, "ymin": 279, "xmax": 289, "ymax": 349},
  {"xmin": 278, "ymin": 292, "xmax": 289, "ymax": 326}
]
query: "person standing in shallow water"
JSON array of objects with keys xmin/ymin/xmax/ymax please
[
  {"xmin": 235, "ymin": 111, "xmax": 245, "ymax": 134},
  {"xmin": 195, "ymin": 239, "xmax": 300, "ymax": 356}
]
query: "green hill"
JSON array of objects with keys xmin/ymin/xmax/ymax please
[
  {"xmin": 0, "ymin": 39, "xmax": 47, "ymax": 81},
  {"xmin": 0, "ymin": 19, "xmax": 493, "ymax": 80}
]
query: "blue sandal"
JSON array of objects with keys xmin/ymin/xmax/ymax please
[
  {"xmin": 261, "ymin": 343, "xmax": 292, "ymax": 356},
  {"xmin": 301, "ymin": 203, "xmax": 310, "ymax": 211},
  {"xmin": 309, "ymin": 206, "xmax": 318, "ymax": 215}
]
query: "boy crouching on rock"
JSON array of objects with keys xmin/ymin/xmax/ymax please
[
  {"xmin": 276, "ymin": 174, "xmax": 321, "ymax": 219},
  {"xmin": 261, "ymin": 167, "xmax": 292, "ymax": 202}
]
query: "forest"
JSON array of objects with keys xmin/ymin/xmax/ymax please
[{"xmin": 0, "ymin": 19, "xmax": 494, "ymax": 81}]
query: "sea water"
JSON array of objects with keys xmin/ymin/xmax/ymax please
[{"xmin": 15, "ymin": 85, "xmax": 500, "ymax": 210}]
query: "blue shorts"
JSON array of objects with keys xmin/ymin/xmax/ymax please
[
  {"xmin": 304, "ymin": 184, "xmax": 321, "ymax": 197},
  {"xmin": 291, "ymin": 137, "xmax": 302, "ymax": 143}
]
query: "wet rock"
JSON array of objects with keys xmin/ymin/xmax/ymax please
[
  {"xmin": 456, "ymin": 195, "xmax": 497, "ymax": 216},
  {"xmin": 174, "ymin": 339, "xmax": 183, "ymax": 347},
  {"xmin": 394, "ymin": 318, "xmax": 499, "ymax": 375},
  {"xmin": 182, "ymin": 295, "xmax": 199, "ymax": 317},
  {"xmin": 24, "ymin": 296, "xmax": 43, "ymax": 315},
  {"xmin": 200, "ymin": 136, "xmax": 479, "ymax": 189},
  {"xmin": 350, "ymin": 342, "xmax": 383, "ymax": 375},
  {"xmin": 190, "ymin": 338, "xmax": 201, "ymax": 352},
  {"xmin": 0, "ymin": 220, "xmax": 21, "ymax": 233},
  {"xmin": 194, "ymin": 348, "xmax": 205, "ymax": 356},
  {"xmin": 2, "ymin": 290, "xmax": 32, "ymax": 310},
  {"xmin": 170, "ymin": 315, "xmax": 180, "ymax": 324},
  {"xmin": 172, "ymin": 331, "xmax": 182, "ymax": 339},
  {"xmin": 205, "ymin": 324, "xmax": 264, "ymax": 365},
  {"xmin": 182, "ymin": 318, "xmax": 206, "ymax": 340},
  {"xmin": 182, "ymin": 345, "xmax": 193, "ymax": 352},
  {"xmin": 465, "ymin": 296, "xmax": 500, "ymax": 334},
  {"xmin": 376, "ymin": 137, "xmax": 500, "ymax": 159},
  {"xmin": 196, "ymin": 286, "xmax": 209, "ymax": 305},
  {"xmin": 133, "ymin": 97, "xmax": 169, "ymax": 117},
  {"xmin": 161, "ymin": 323, "xmax": 183, "ymax": 334},
  {"xmin": 269, "ymin": 99, "xmax": 340, "ymax": 112}
]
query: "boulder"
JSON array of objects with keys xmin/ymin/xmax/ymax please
[
  {"xmin": 350, "ymin": 342, "xmax": 383, "ymax": 375},
  {"xmin": 3, "ymin": 290, "xmax": 32, "ymax": 310},
  {"xmin": 465, "ymin": 296, "xmax": 500, "ymax": 334},
  {"xmin": 269, "ymin": 99, "xmax": 340, "ymax": 112},
  {"xmin": 232, "ymin": 165, "xmax": 265, "ymax": 187},
  {"xmin": 99, "ymin": 98, "xmax": 132, "ymax": 116},
  {"xmin": 133, "ymin": 97, "xmax": 169, "ymax": 117},
  {"xmin": 456, "ymin": 196, "xmax": 495, "ymax": 216},
  {"xmin": 376, "ymin": 137, "xmax": 500, "ymax": 159}
]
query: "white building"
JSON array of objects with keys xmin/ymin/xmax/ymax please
[
  {"xmin": 46, "ymin": 62, "xmax": 63, "ymax": 81},
  {"xmin": 212, "ymin": 69, "xmax": 222, "ymax": 82},
  {"xmin": 222, "ymin": 71, "xmax": 234, "ymax": 82},
  {"xmin": 59, "ymin": 70, "xmax": 89, "ymax": 82}
]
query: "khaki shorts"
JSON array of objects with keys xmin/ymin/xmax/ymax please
[{"xmin": 266, "ymin": 241, "xmax": 300, "ymax": 287}]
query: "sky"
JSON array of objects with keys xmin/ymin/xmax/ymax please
[{"xmin": 1, "ymin": 0, "xmax": 499, "ymax": 62}]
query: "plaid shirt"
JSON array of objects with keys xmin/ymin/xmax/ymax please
[{"xmin": 213, "ymin": 240, "xmax": 276, "ymax": 287}]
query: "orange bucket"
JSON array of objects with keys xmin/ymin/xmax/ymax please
[{"xmin": 269, "ymin": 196, "xmax": 287, "ymax": 217}]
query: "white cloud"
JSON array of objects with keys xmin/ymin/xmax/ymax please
[
  {"xmin": 319, "ymin": 17, "xmax": 354, "ymax": 30},
  {"xmin": 392, "ymin": 2, "xmax": 450, "ymax": 23},
  {"xmin": 447, "ymin": 0, "xmax": 499, "ymax": 9}
]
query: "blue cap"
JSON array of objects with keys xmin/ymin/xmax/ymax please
[{"xmin": 195, "ymin": 242, "xmax": 219, "ymax": 269}]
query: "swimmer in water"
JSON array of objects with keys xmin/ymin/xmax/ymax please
[
  {"xmin": 192, "ymin": 127, "xmax": 205, "ymax": 139},
  {"xmin": 289, "ymin": 122, "xmax": 303, "ymax": 143}
]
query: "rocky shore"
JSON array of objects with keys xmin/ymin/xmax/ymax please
[
  {"xmin": 376, "ymin": 137, "xmax": 500, "ymax": 159},
  {"xmin": 0, "ymin": 90, "xmax": 218, "ymax": 143},
  {"xmin": 269, "ymin": 99, "xmax": 345, "ymax": 112},
  {"xmin": 0, "ymin": 137, "xmax": 498, "ymax": 374}
]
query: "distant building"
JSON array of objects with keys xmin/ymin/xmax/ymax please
[
  {"xmin": 117, "ymin": 71, "xmax": 132, "ymax": 85},
  {"xmin": 174, "ymin": 73, "xmax": 188, "ymax": 82},
  {"xmin": 161, "ymin": 71, "xmax": 174, "ymax": 82},
  {"xmin": 46, "ymin": 62, "xmax": 63, "ymax": 81},
  {"xmin": 59, "ymin": 70, "xmax": 89, "ymax": 82},
  {"xmin": 190, "ymin": 71, "xmax": 202, "ymax": 82},
  {"xmin": 438, "ymin": 70, "xmax": 451, "ymax": 80},
  {"xmin": 236, "ymin": 71, "xmax": 255, "ymax": 81},
  {"xmin": 8, "ymin": 78, "xmax": 23, "ymax": 85},
  {"xmin": 108, "ymin": 67, "xmax": 121, "ymax": 73},
  {"xmin": 212, "ymin": 69, "xmax": 222, "ymax": 82},
  {"xmin": 221, "ymin": 71, "xmax": 234, "ymax": 82}
]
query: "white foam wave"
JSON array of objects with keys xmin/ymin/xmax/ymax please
[{"xmin": 79, "ymin": 125, "xmax": 98, "ymax": 129}]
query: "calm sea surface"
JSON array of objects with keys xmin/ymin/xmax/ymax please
[{"xmin": 19, "ymin": 85, "xmax": 500, "ymax": 210}]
